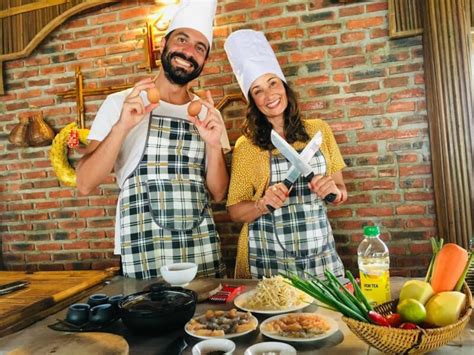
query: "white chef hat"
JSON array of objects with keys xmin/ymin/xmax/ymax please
[
  {"xmin": 166, "ymin": 0, "xmax": 217, "ymax": 49},
  {"xmin": 224, "ymin": 29, "xmax": 286, "ymax": 100}
]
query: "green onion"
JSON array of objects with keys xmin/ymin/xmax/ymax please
[
  {"xmin": 282, "ymin": 270, "xmax": 372, "ymax": 323},
  {"xmin": 346, "ymin": 270, "xmax": 373, "ymax": 312},
  {"xmin": 454, "ymin": 252, "xmax": 474, "ymax": 292},
  {"xmin": 425, "ymin": 237, "xmax": 443, "ymax": 283}
]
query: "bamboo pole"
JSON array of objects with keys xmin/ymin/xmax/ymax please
[{"xmin": 422, "ymin": 0, "xmax": 473, "ymax": 248}]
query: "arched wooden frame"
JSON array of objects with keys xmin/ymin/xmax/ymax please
[{"xmin": 0, "ymin": 0, "xmax": 120, "ymax": 95}]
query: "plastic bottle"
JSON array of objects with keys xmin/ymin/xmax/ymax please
[{"xmin": 357, "ymin": 226, "xmax": 391, "ymax": 306}]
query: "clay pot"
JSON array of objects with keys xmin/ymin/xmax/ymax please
[
  {"xmin": 27, "ymin": 112, "xmax": 55, "ymax": 147},
  {"xmin": 8, "ymin": 116, "xmax": 30, "ymax": 147}
]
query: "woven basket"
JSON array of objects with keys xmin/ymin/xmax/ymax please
[{"xmin": 342, "ymin": 283, "xmax": 472, "ymax": 354}]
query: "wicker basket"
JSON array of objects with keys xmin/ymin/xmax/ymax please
[{"xmin": 342, "ymin": 283, "xmax": 472, "ymax": 354}]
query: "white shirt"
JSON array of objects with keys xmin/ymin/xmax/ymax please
[{"xmin": 87, "ymin": 88, "xmax": 231, "ymax": 253}]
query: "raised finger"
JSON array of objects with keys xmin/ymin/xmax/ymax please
[{"xmin": 205, "ymin": 90, "xmax": 215, "ymax": 106}]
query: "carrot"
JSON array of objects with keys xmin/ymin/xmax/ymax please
[{"xmin": 430, "ymin": 243, "xmax": 469, "ymax": 293}]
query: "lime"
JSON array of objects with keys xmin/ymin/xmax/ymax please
[{"xmin": 396, "ymin": 298, "xmax": 426, "ymax": 324}]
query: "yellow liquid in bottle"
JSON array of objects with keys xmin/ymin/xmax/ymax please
[{"xmin": 359, "ymin": 258, "xmax": 391, "ymax": 306}]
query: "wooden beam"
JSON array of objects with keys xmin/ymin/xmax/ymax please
[{"xmin": 0, "ymin": 0, "xmax": 70, "ymax": 19}]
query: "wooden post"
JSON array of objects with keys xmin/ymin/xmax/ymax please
[{"xmin": 422, "ymin": 0, "xmax": 473, "ymax": 247}]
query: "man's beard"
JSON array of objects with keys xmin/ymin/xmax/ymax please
[{"xmin": 161, "ymin": 45, "xmax": 204, "ymax": 86}]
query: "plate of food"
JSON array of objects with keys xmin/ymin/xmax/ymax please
[
  {"xmin": 234, "ymin": 275, "xmax": 313, "ymax": 314},
  {"xmin": 185, "ymin": 308, "xmax": 258, "ymax": 340},
  {"xmin": 260, "ymin": 312, "xmax": 339, "ymax": 342}
]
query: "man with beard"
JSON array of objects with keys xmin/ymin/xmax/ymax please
[{"xmin": 77, "ymin": 0, "xmax": 230, "ymax": 279}]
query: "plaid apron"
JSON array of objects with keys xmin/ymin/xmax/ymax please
[
  {"xmin": 248, "ymin": 149, "xmax": 344, "ymax": 279},
  {"xmin": 119, "ymin": 114, "xmax": 225, "ymax": 279}
]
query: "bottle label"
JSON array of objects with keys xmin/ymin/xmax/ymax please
[{"xmin": 359, "ymin": 270, "xmax": 391, "ymax": 306}]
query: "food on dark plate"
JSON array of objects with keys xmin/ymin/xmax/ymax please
[{"xmin": 186, "ymin": 308, "xmax": 257, "ymax": 337}]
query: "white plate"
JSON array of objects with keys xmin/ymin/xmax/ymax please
[
  {"xmin": 260, "ymin": 312, "xmax": 339, "ymax": 342},
  {"xmin": 234, "ymin": 289, "xmax": 313, "ymax": 315},
  {"xmin": 244, "ymin": 342, "xmax": 297, "ymax": 355},
  {"xmin": 185, "ymin": 312, "xmax": 258, "ymax": 340}
]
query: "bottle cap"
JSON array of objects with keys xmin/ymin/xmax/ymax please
[{"xmin": 363, "ymin": 226, "xmax": 380, "ymax": 237}]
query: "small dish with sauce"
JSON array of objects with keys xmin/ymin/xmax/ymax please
[
  {"xmin": 244, "ymin": 342, "xmax": 297, "ymax": 355},
  {"xmin": 192, "ymin": 338, "xmax": 236, "ymax": 355}
]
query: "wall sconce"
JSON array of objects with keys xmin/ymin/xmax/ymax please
[{"xmin": 140, "ymin": 1, "xmax": 179, "ymax": 71}]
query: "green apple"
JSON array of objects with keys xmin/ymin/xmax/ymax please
[
  {"xmin": 425, "ymin": 291, "xmax": 466, "ymax": 327},
  {"xmin": 399, "ymin": 280, "xmax": 434, "ymax": 305}
]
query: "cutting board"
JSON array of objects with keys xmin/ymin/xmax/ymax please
[
  {"xmin": 0, "ymin": 270, "xmax": 115, "ymax": 337},
  {"xmin": 7, "ymin": 332, "xmax": 128, "ymax": 355}
]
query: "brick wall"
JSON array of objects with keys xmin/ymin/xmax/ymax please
[{"xmin": 0, "ymin": 0, "xmax": 435, "ymax": 277}]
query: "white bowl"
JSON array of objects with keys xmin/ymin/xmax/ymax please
[
  {"xmin": 192, "ymin": 339, "xmax": 236, "ymax": 355},
  {"xmin": 244, "ymin": 342, "xmax": 297, "ymax": 355},
  {"xmin": 160, "ymin": 262, "xmax": 197, "ymax": 286}
]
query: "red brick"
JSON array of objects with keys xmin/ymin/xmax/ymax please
[
  {"xmin": 347, "ymin": 17, "xmax": 384, "ymax": 30},
  {"xmin": 387, "ymin": 102, "xmax": 416, "ymax": 113},
  {"xmin": 361, "ymin": 180, "xmax": 396, "ymax": 190},
  {"xmin": 224, "ymin": 0, "xmax": 257, "ymax": 12},
  {"xmin": 327, "ymin": 209, "xmax": 353, "ymax": 218},
  {"xmin": 339, "ymin": 5, "xmax": 364, "ymax": 17},
  {"xmin": 250, "ymin": 7, "xmax": 283, "ymax": 19},
  {"xmin": 396, "ymin": 205, "xmax": 426, "ymax": 215},
  {"xmin": 331, "ymin": 56, "xmax": 366, "ymax": 69},
  {"xmin": 78, "ymin": 209, "xmax": 106, "ymax": 218},
  {"xmin": 399, "ymin": 165, "xmax": 431, "ymax": 177},
  {"xmin": 349, "ymin": 106, "xmax": 384, "ymax": 117},
  {"xmin": 341, "ymin": 32, "xmax": 365, "ymax": 43},
  {"xmin": 384, "ymin": 77, "xmax": 409, "ymax": 88},
  {"xmin": 357, "ymin": 208, "xmax": 393, "ymax": 217},
  {"xmin": 308, "ymin": 24, "xmax": 342, "ymax": 36},
  {"xmin": 77, "ymin": 48, "xmax": 107, "ymax": 59},
  {"xmin": 102, "ymin": 23, "xmax": 127, "ymax": 34},
  {"xmin": 90, "ymin": 12, "xmax": 117, "ymax": 25},
  {"xmin": 404, "ymin": 192, "xmax": 434, "ymax": 201},
  {"xmin": 376, "ymin": 193, "xmax": 402, "ymax": 202},
  {"xmin": 65, "ymin": 39, "xmax": 91, "ymax": 50},
  {"xmin": 340, "ymin": 144, "xmax": 378, "ymax": 155},
  {"xmin": 409, "ymin": 242, "xmax": 432, "ymax": 254},
  {"xmin": 406, "ymin": 218, "xmax": 435, "ymax": 228},
  {"xmin": 290, "ymin": 50, "xmax": 324, "ymax": 62},
  {"xmin": 367, "ymin": 2, "xmax": 388, "ymax": 12}
]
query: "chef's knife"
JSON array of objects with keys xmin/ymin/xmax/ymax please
[
  {"xmin": 271, "ymin": 130, "xmax": 337, "ymax": 203},
  {"xmin": 266, "ymin": 131, "xmax": 323, "ymax": 212}
]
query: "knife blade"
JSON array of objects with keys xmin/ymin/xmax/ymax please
[
  {"xmin": 266, "ymin": 131, "xmax": 323, "ymax": 213},
  {"xmin": 271, "ymin": 130, "xmax": 337, "ymax": 203},
  {"xmin": 281, "ymin": 131, "xmax": 322, "ymax": 190}
]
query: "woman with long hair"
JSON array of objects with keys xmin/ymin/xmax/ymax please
[{"xmin": 224, "ymin": 30, "xmax": 347, "ymax": 279}]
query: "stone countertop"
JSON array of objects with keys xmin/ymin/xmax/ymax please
[{"xmin": 0, "ymin": 277, "xmax": 472, "ymax": 354}]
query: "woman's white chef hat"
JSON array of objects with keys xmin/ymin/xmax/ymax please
[
  {"xmin": 166, "ymin": 0, "xmax": 217, "ymax": 48},
  {"xmin": 224, "ymin": 29, "xmax": 286, "ymax": 100}
]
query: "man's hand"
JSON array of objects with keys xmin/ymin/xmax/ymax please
[
  {"xmin": 188, "ymin": 90, "xmax": 223, "ymax": 148},
  {"xmin": 116, "ymin": 78, "xmax": 159, "ymax": 132}
]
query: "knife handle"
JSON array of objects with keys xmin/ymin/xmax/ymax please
[
  {"xmin": 324, "ymin": 193, "xmax": 337, "ymax": 203},
  {"xmin": 266, "ymin": 179, "xmax": 294, "ymax": 213}
]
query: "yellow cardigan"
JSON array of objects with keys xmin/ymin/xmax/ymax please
[{"xmin": 226, "ymin": 119, "xmax": 346, "ymax": 279}]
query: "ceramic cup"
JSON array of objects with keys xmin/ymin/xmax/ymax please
[
  {"xmin": 87, "ymin": 293, "xmax": 109, "ymax": 307},
  {"xmin": 89, "ymin": 303, "xmax": 114, "ymax": 325},
  {"xmin": 66, "ymin": 303, "xmax": 90, "ymax": 325}
]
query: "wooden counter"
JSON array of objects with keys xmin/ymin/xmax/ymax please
[
  {"xmin": 0, "ymin": 277, "xmax": 472, "ymax": 354},
  {"xmin": 0, "ymin": 270, "xmax": 113, "ymax": 336}
]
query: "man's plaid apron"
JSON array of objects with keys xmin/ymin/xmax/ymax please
[
  {"xmin": 119, "ymin": 114, "xmax": 225, "ymax": 279},
  {"xmin": 248, "ymin": 148, "xmax": 344, "ymax": 279}
]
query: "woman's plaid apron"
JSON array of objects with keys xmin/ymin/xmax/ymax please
[
  {"xmin": 248, "ymin": 148, "xmax": 344, "ymax": 279},
  {"xmin": 119, "ymin": 114, "xmax": 225, "ymax": 279}
]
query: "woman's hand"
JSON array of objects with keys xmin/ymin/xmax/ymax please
[
  {"xmin": 259, "ymin": 182, "xmax": 289, "ymax": 212},
  {"xmin": 188, "ymin": 90, "xmax": 224, "ymax": 149},
  {"xmin": 116, "ymin": 78, "xmax": 159, "ymax": 132},
  {"xmin": 309, "ymin": 175, "xmax": 340, "ymax": 202}
]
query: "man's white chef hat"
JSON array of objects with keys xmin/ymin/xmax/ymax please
[
  {"xmin": 166, "ymin": 0, "xmax": 217, "ymax": 49},
  {"xmin": 224, "ymin": 29, "xmax": 286, "ymax": 100}
]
